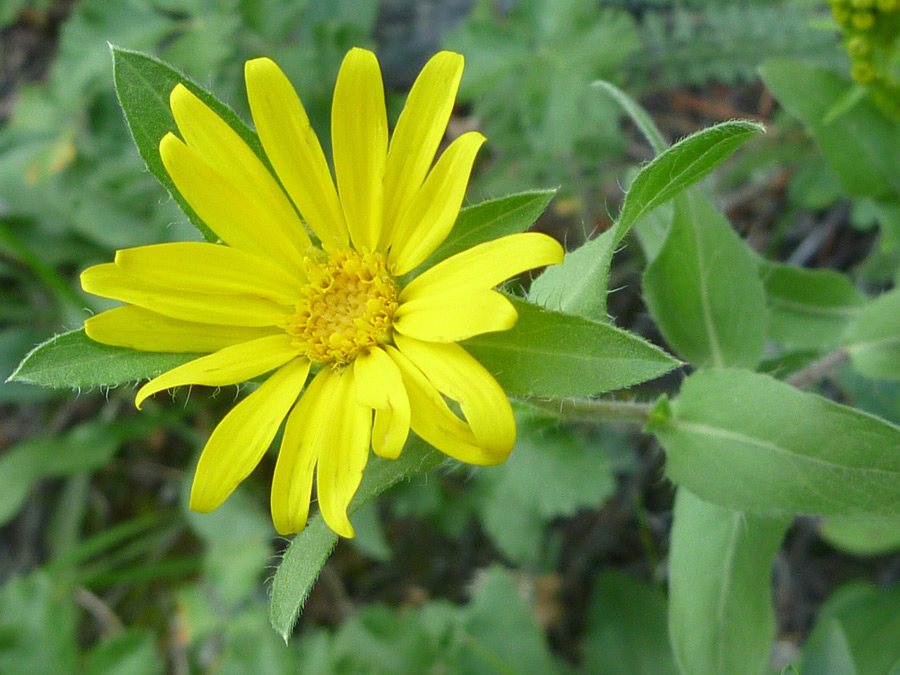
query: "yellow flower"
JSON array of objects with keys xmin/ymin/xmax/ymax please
[{"xmin": 80, "ymin": 49, "xmax": 563, "ymax": 537}]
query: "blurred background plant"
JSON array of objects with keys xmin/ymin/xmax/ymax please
[{"xmin": 2, "ymin": 0, "xmax": 900, "ymax": 672}]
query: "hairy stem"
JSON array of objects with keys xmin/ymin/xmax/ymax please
[{"xmin": 523, "ymin": 397, "xmax": 654, "ymax": 425}]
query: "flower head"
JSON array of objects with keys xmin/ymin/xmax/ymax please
[{"xmin": 81, "ymin": 49, "xmax": 563, "ymax": 537}]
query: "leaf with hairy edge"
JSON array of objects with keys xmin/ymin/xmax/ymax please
[
  {"xmin": 668, "ymin": 489, "xmax": 790, "ymax": 675},
  {"xmin": 529, "ymin": 119, "xmax": 763, "ymax": 320},
  {"xmin": 649, "ymin": 369, "xmax": 900, "ymax": 516},
  {"xmin": 843, "ymin": 288, "xmax": 900, "ymax": 381},
  {"xmin": 763, "ymin": 261, "xmax": 865, "ymax": 351},
  {"xmin": 112, "ymin": 46, "xmax": 270, "ymax": 243},
  {"xmin": 423, "ymin": 189, "xmax": 557, "ymax": 270},
  {"xmin": 464, "ymin": 297, "xmax": 680, "ymax": 398},
  {"xmin": 643, "ymin": 191, "xmax": 767, "ymax": 369},
  {"xmin": 269, "ymin": 438, "xmax": 443, "ymax": 641},
  {"xmin": 8, "ymin": 329, "xmax": 195, "ymax": 389}
]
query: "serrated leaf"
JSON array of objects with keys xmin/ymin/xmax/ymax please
[
  {"xmin": 421, "ymin": 189, "xmax": 557, "ymax": 271},
  {"xmin": 843, "ymin": 288, "xmax": 900, "ymax": 381},
  {"xmin": 763, "ymin": 261, "xmax": 866, "ymax": 351},
  {"xmin": 668, "ymin": 489, "xmax": 789, "ymax": 675},
  {"xmin": 650, "ymin": 369, "xmax": 900, "ymax": 516},
  {"xmin": 8, "ymin": 329, "xmax": 195, "ymax": 390},
  {"xmin": 112, "ymin": 46, "xmax": 269, "ymax": 243},
  {"xmin": 761, "ymin": 58, "xmax": 900, "ymax": 199},
  {"xmin": 463, "ymin": 297, "xmax": 680, "ymax": 398},
  {"xmin": 529, "ymin": 120, "xmax": 763, "ymax": 320},
  {"xmin": 269, "ymin": 438, "xmax": 443, "ymax": 640},
  {"xmin": 643, "ymin": 191, "xmax": 767, "ymax": 369}
]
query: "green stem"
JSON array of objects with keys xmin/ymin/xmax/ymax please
[{"xmin": 523, "ymin": 397, "xmax": 654, "ymax": 425}]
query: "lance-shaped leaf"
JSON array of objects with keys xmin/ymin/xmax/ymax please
[
  {"xmin": 530, "ymin": 119, "xmax": 763, "ymax": 320},
  {"xmin": 649, "ymin": 369, "xmax": 900, "ymax": 515},
  {"xmin": 269, "ymin": 438, "xmax": 443, "ymax": 640},
  {"xmin": 112, "ymin": 46, "xmax": 269, "ymax": 243},
  {"xmin": 464, "ymin": 297, "xmax": 681, "ymax": 398},
  {"xmin": 843, "ymin": 288, "xmax": 900, "ymax": 381},
  {"xmin": 8, "ymin": 329, "xmax": 195, "ymax": 390},
  {"xmin": 668, "ymin": 489, "xmax": 790, "ymax": 675},
  {"xmin": 643, "ymin": 191, "xmax": 768, "ymax": 369},
  {"xmin": 763, "ymin": 261, "xmax": 865, "ymax": 351}
]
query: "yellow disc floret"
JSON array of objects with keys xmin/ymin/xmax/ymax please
[{"xmin": 285, "ymin": 249, "xmax": 398, "ymax": 365}]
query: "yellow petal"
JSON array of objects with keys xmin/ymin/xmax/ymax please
[
  {"xmin": 115, "ymin": 242, "xmax": 305, "ymax": 305},
  {"xmin": 394, "ymin": 334, "xmax": 514, "ymax": 463},
  {"xmin": 400, "ymin": 232, "xmax": 564, "ymax": 302},
  {"xmin": 245, "ymin": 58, "xmax": 349, "ymax": 250},
  {"xmin": 382, "ymin": 51, "xmax": 464, "ymax": 248},
  {"xmin": 313, "ymin": 367, "xmax": 372, "ymax": 538},
  {"xmin": 385, "ymin": 345, "xmax": 508, "ymax": 465},
  {"xmin": 159, "ymin": 133, "xmax": 305, "ymax": 273},
  {"xmin": 388, "ymin": 131, "xmax": 485, "ymax": 275},
  {"xmin": 85, "ymin": 306, "xmax": 279, "ymax": 353},
  {"xmin": 393, "ymin": 289, "xmax": 517, "ymax": 342},
  {"xmin": 271, "ymin": 368, "xmax": 332, "ymax": 535},
  {"xmin": 169, "ymin": 85, "xmax": 311, "ymax": 258},
  {"xmin": 81, "ymin": 263, "xmax": 290, "ymax": 327},
  {"xmin": 353, "ymin": 347, "xmax": 410, "ymax": 459},
  {"xmin": 332, "ymin": 48, "xmax": 387, "ymax": 252},
  {"xmin": 135, "ymin": 334, "xmax": 299, "ymax": 409},
  {"xmin": 189, "ymin": 357, "xmax": 311, "ymax": 513}
]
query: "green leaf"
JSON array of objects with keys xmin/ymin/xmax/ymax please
[
  {"xmin": 593, "ymin": 79, "xmax": 668, "ymax": 154},
  {"xmin": 423, "ymin": 189, "xmax": 557, "ymax": 270},
  {"xmin": 529, "ymin": 120, "xmax": 763, "ymax": 320},
  {"xmin": 459, "ymin": 566, "xmax": 560, "ymax": 675},
  {"xmin": 83, "ymin": 629, "xmax": 164, "ymax": 675},
  {"xmin": 643, "ymin": 191, "xmax": 767, "ymax": 368},
  {"xmin": 268, "ymin": 437, "xmax": 444, "ymax": 641},
  {"xmin": 112, "ymin": 46, "xmax": 268, "ymax": 243},
  {"xmin": 802, "ymin": 582, "xmax": 900, "ymax": 675},
  {"xmin": 528, "ymin": 228, "xmax": 617, "ymax": 321},
  {"xmin": 763, "ymin": 261, "xmax": 866, "ymax": 351},
  {"xmin": 582, "ymin": 570, "xmax": 678, "ymax": 675},
  {"xmin": 818, "ymin": 514, "xmax": 900, "ymax": 556},
  {"xmin": 8, "ymin": 328, "xmax": 195, "ymax": 390},
  {"xmin": 760, "ymin": 58, "xmax": 900, "ymax": 199},
  {"xmin": 477, "ymin": 421, "xmax": 617, "ymax": 564},
  {"xmin": 464, "ymin": 297, "xmax": 680, "ymax": 398},
  {"xmin": 843, "ymin": 288, "xmax": 900, "ymax": 381},
  {"xmin": 0, "ymin": 418, "xmax": 152, "ymax": 527},
  {"xmin": 668, "ymin": 489, "xmax": 790, "ymax": 675},
  {"xmin": 613, "ymin": 120, "xmax": 764, "ymax": 245},
  {"xmin": 0, "ymin": 572, "xmax": 78, "ymax": 673},
  {"xmin": 650, "ymin": 369, "xmax": 900, "ymax": 516}
]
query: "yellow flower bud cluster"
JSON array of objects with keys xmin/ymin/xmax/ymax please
[{"xmin": 829, "ymin": 0, "xmax": 900, "ymax": 85}]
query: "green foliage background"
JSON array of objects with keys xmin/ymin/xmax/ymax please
[{"xmin": 3, "ymin": 0, "xmax": 900, "ymax": 673}]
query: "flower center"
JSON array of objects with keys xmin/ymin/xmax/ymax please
[{"xmin": 285, "ymin": 249, "xmax": 398, "ymax": 365}]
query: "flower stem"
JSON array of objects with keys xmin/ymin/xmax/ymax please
[{"xmin": 523, "ymin": 397, "xmax": 654, "ymax": 425}]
